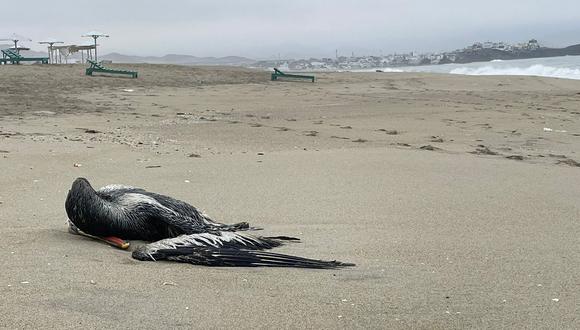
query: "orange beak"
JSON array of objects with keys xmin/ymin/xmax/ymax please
[{"xmin": 100, "ymin": 236, "xmax": 130, "ymax": 249}]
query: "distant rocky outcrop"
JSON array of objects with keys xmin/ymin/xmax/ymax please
[{"xmin": 453, "ymin": 44, "xmax": 580, "ymax": 63}]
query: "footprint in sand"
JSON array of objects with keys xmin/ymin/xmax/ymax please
[
  {"xmin": 430, "ymin": 136, "xmax": 444, "ymax": 143},
  {"xmin": 330, "ymin": 136, "xmax": 350, "ymax": 140},
  {"xmin": 250, "ymin": 123, "xmax": 263, "ymax": 128},
  {"xmin": 313, "ymin": 120, "xmax": 324, "ymax": 125},
  {"xmin": 304, "ymin": 131, "xmax": 318, "ymax": 137},
  {"xmin": 352, "ymin": 138, "xmax": 368, "ymax": 143},
  {"xmin": 286, "ymin": 118, "xmax": 297, "ymax": 122},
  {"xmin": 340, "ymin": 126, "xmax": 352, "ymax": 129},
  {"xmin": 275, "ymin": 127, "xmax": 291, "ymax": 132}
]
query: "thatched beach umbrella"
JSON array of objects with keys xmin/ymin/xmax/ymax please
[
  {"xmin": 39, "ymin": 38, "xmax": 64, "ymax": 64},
  {"xmin": 0, "ymin": 33, "xmax": 32, "ymax": 54},
  {"xmin": 82, "ymin": 31, "xmax": 109, "ymax": 62}
]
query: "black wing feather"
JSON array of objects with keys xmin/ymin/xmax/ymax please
[{"xmin": 144, "ymin": 247, "xmax": 355, "ymax": 269}]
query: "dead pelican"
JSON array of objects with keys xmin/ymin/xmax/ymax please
[{"xmin": 65, "ymin": 178, "xmax": 354, "ymax": 268}]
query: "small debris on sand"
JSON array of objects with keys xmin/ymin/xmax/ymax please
[
  {"xmin": 188, "ymin": 153, "xmax": 201, "ymax": 158},
  {"xmin": 73, "ymin": 163, "xmax": 82, "ymax": 167},
  {"xmin": 145, "ymin": 165, "xmax": 162, "ymax": 168},
  {"xmin": 505, "ymin": 155, "xmax": 525, "ymax": 161},
  {"xmin": 76, "ymin": 128, "xmax": 102, "ymax": 134},
  {"xmin": 352, "ymin": 138, "xmax": 368, "ymax": 143}
]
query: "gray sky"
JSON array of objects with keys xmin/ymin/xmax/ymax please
[{"xmin": 2, "ymin": 0, "xmax": 580, "ymax": 59}]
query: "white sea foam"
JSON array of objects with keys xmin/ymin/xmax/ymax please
[
  {"xmin": 377, "ymin": 68, "xmax": 404, "ymax": 73},
  {"xmin": 449, "ymin": 64, "xmax": 580, "ymax": 80}
]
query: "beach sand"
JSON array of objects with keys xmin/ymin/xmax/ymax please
[{"xmin": 1, "ymin": 64, "xmax": 579, "ymax": 329}]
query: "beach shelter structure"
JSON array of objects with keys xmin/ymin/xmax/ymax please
[
  {"xmin": 50, "ymin": 43, "xmax": 97, "ymax": 64},
  {"xmin": 73, "ymin": 42, "xmax": 97, "ymax": 63},
  {"xmin": 82, "ymin": 31, "xmax": 108, "ymax": 62},
  {"xmin": 39, "ymin": 38, "xmax": 64, "ymax": 64}
]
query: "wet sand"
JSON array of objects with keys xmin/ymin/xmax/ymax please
[{"xmin": 1, "ymin": 64, "xmax": 579, "ymax": 329}]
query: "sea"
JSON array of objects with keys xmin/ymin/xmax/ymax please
[{"xmin": 364, "ymin": 55, "xmax": 580, "ymax": 80}]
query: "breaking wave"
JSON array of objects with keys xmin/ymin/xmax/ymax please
[{"xmin": 449, "ymin": 64, "xmax": 580, "ymax": 80}]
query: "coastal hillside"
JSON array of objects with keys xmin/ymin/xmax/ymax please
[{"xmin": 451, "ymin": 43, "xmax": 580, "ymax": 63}]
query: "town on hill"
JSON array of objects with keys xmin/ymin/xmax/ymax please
[{"xmin": 252, "ymin": 39, "xmax": 580, "ymax": 70}]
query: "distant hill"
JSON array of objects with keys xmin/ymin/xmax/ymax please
[
  {"xmin": 0, "ymin": 45, "xmax": 255, "ymax": 66},
  {"xmin": 101, "ymin": 52, "xmax": 255, "ymax": 66}
]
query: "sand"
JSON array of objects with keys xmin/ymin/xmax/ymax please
[{"xmin": 0, "ymin": 64, "xmax": 579, "ymax": 329}]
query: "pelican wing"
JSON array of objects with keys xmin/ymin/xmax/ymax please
[
  {"xmin": 135, "ymin": 232, "xmax": 289, "ymax": 252},
  {"xmin": 131, "ymin": 232, "xmax": 353, "ymax": 268},
  {"xmin": 134, "ymin": 246, "xmax": 354, "ymax": 269}
]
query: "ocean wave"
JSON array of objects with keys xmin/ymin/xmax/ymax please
[{"xmin": 449, "ymin": 64, "xmax": 580, "ymax": 80}]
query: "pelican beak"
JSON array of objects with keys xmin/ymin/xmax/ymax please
[{"xmin": 100, "ymin": 236, "xmax": 130, "ymax": 250}]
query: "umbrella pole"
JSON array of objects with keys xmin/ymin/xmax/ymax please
[{"xmin": 94, "ymin": 36, "xmax": 98, "ymax": 62}]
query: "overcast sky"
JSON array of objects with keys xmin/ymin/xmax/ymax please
[{"xmin": 1, "ymin": 0, "xmax": 579, "ymax": 59}]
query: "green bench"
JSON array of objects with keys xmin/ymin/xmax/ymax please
[
  {"xmin": 271, "ymin": 68, "xmax": 315, "ymax": 82},
  {"xmin": 85, "ymin": 60, "xmax": 138, "ymax": 78},
  {"xmin": 1, "ymin": 49, "xmax": 49, "ymax": 64}
]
